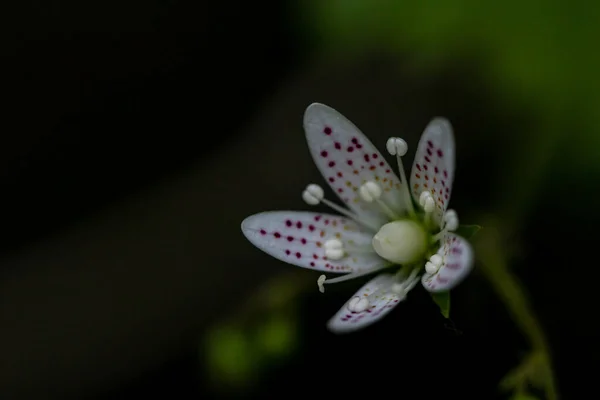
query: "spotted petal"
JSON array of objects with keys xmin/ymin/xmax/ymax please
[
  {"xmin": 327, "ymin": 273, "xmax": 403, "ymax": 333},
  {"xmin": 304, "ymin": 103, "xmax": 405, "ymax": 228},
  {"xmin": 410, "ymin": 118, "xmax": 455, "ymax": 225},
  {"xmin": 241, "ymin": 211, "xmax": 383, "ymax": 273},
  {"xmin": 422, "ymin": 233, "xmax": 473, "ymax": 292}
]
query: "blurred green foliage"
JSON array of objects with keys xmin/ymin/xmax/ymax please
[{"xmin": 300, "ymin": 0, "xmax": 600, "ymax": 177}]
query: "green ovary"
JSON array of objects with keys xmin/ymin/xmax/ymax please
[{"xmin": 371, "ymin": 219, "xmax": 428, "ymax": 264}]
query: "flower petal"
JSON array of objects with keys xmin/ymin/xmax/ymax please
[
  {"xmin": 327, "ymin": 273, "xmax": 403, "ymax": 334},
  {"xmin": 422, "ymin": 233, "xmax": 473, "ymax": 292},
  {"xmin": 304, "ymin": 103, "xmax": 405, "ymax": 227},
  {"xmin": 241, "ymin": 211, "xmax": 383, "ymax": 273},
  {"xmin": 410, "ymin": 118, "xmax": 455, "ymax": 224}
]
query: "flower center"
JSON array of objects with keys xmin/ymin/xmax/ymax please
[{"xmin": 371, "ymin": 219, "xmax": 427, "ymax": 264}]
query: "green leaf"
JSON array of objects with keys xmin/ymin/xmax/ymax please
[
  {"xmin": 430, "ymin": 291, "xmax": 450, "ymax": 318},
  {"xmin": 455, "ymin": 224, "xmax": 482, "ymax": 239}
]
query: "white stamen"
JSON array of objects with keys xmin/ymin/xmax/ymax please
[
  {"xmin": 302, "ymin": 183, "xmax": 324, "ymax": 205},
  {"xmin": 359, "ymin": 181, "xmax": 382, "ymax": 202},
  {"xmin": 359, "ymin": 181, "xmax": 398, "ymax": 220},
  {"xmin": 432, "ymin": 210, "xmax": 460, "ymax": 242},
  {"xmin": 425, "ymin": 261, "xmax": 438, "ymax": 275},
  {"xmin": 324, "ymin": 238, "xmax": 345, "ymax": 260},
  {"xmin": 419, "ymin": 190, "xmax": 435, "ymax": 227},
  {"xmin": 430, "ymin": 254, "xmax": 443, "ymax": 267},
  {"xmin": 348, "ymin": 296, "xmax": 370, "ymax": 312},
  {"xmin": 444, "ymin": 209, "xmax": 459, "ymax": 231},
  {"xmin": 301, "ymin": 183, "xmax": 379, "ymax": 231},
  {"xmin": 319, "ymin": 264, "xmax": 391, "ymax": 290},
  {"xmin": 386, "ymin": 137, "xmax": 415, "ymax": 216},
  {"xmin": 317, "ymin": 274, "xmax": 326, "ymax": 293},
  {"xmin": 391, "ymin": 268, "xmax": 420, "ymax": 296}
]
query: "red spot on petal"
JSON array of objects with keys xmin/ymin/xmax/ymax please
[
  {"xmin": 285, "ymin": 220, "xmax": 292, "ymax": 227},
  {"xmin": 313, "ymin": 254, "xmax": 318, "ymax": 259},
  {"xmin": 301, "ymin": 238, "xmax": 307, "ymax": 244},
  {"xmin": 320, "ymin": 150, "xmax": 328, "ymax": 157},
  {"xmin": 347, "ymin": 160, "xmax": 353, "ymax": 166},
  {"xmin": 423, "ymin": 164, "xmax": 428, "ymax": 171},
  {"xmin": 443, "ymin": 170, "xmax": 448, "ymax": 178},
  {"xmin": 315, "ymin": 216, "xmax": 321, "ymax": 221},
  {"xmin": 324, "ymin": 219, "xmax": 330, "ymax": 225},
  {"xmin": 427, "ymin": 140, "xmax": 433, "ymax": 148},
  {"xmin": 308, "ymin": 225, "xmax": 315, "ymax": 231},
  {"xmin": 328, "ymin": 161, "xmax": 335, "ymax": 167},
  {"xmin": 434, "ymin": 166, "xmax": 439, "ymax": 174},
  {"xmin": 324, "ymin": 126, "xmax": 332, "ymax": 135},
  {"xmin": 259, "ymin": 229, "xmax": 266, "ymax": 235},
  {"xmin": 287, "ymin": 236, "xmax": 294, "ymax": 242},
  {"xmin": 310, "ymin": 262, "xmax": 315, "ymax": 267},
  {"xmin": 296, "ymin": 252, "xmax": 301, "ymax": 258},
  {"xmin": 379, "ymin": 161, "xmax": 385, "ymax": 166},
  {"xmin": 356, "ymin": 144, "xmax": 363, "ymax": 149},
  {"xmin": 337, "ymin": 188, "xmax": 343, "ymax": 193},
  {"xmin": 415, "ymin": 174, "xmax": 421, "ymax": 178},
  {"xmin": 372, "ymin": 153, "xmax": 379, "ymax": 159},
  {"xmin": 347, "ymin": 146, "xmax": 354, "ymax": 152},
  {"xmin": 364, "ymin": 154, "xmax": 370, "ymax": 162},
  {"xmin": 285, "ymin": 250, "xmax": 291, "ymax": 255},
  {"xmin": 334, "ymin": 142, "xmax": 341, "ymax": 150},
  {"xmin": 274, "ymin": 232, "xmax": 281, "ymax": 238},
  {"xmin": 385, "ymin": 169, "xmax": 391, "ymax": 173},
  {"xmin": 296, "ymin": 221, "xmax": 303, "ymax": 229},
  {"xmin": 337, "ymin": 172, "xmax": 343, "ymax": 177},
  {"xmin": 416, "ymin": 164, "xmax": 422, "ymax": 171},
  {"xmin": 328, "ymin": 177, "xmax": 335, "ymax": 183},
  {"xmin": 424, "ymin": 156, "xmax": 431, "ymax": 163},
  {"xmin": 351, "ymin": 137, "xmax": 358, "ymax": 144},
  {"xmin": 426, "ymin": 148, "xmax": 432, "ymax": 156},
  {"xmin": 437, "ymin": 149, "xmax": 444, "ymax": 157}
]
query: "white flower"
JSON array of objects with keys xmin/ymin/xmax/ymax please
[{"xmin": 242, "ymin": 103, "xmax": 474, "ymax": 333}]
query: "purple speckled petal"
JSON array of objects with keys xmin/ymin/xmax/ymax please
[
  {"xmin": 304, "ymin": 103, "xmax": 406, "ymax": 228},
  {"xmin": 242, "ymin": 211, "xmax": 383, "ymax": 274},
  {"xmin": 327, "ymin": 273, "xmax": 403, "ymax": 333},
  {"xmin": 422, "ymin": 233, "xmax": 473, "ymax": 292},
  {"xmin": 410, "ymin": 118, "xmax": 455, "ymax": 225}
]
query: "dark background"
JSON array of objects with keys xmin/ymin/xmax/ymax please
[{"xmin": 0, "ymin": 1, "xmax": 596, "ymax": 399}]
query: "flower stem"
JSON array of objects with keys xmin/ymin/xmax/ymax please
[{"xmin": 475, "ymin": 221, "xmax": 558, "ymax": 400}]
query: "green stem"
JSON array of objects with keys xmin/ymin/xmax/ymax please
[{"xmin": 476, "ymin": 223, "xmax": 558, "ymax": 400}]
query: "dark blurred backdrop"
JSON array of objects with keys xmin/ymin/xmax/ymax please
[{"xmin": 0, "ymin": 1, "xmax": 597, "ymax": 399}]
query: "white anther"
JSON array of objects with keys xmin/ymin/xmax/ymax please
[
  {"xmin": 444, "ymin": 209, "xmax": 459, "ymax": 231},
  {"xmin": 317, "ymin": 275, "xmax": 326, "ymax": 293},
  {"xmin": 429, "ymin": 254, "xmax": 443, "ymax": 267},
  {"xmin": 348, "ymin": 296, "xmax": 370, "ymax": 312},
  {"xmin": 359, "ymin": 181, "xmax": 382, "ymax": 202},
  {"xmin": 419, "ymin": 191, "xmax": 433, "ymax": 207},
  {"xmin": 324, "ymin": 238, "xmax": 345, "ymax": 260},
  {"xmin": 386, "ymin": 137, "xmax": 408, "ymax": 156},
  {"xmin": 324, "ymin": 238, "xmax": 343, "ymax": 250},
  {"xmin": 325, "ymin": 248, "xmax": 345, "ymax": 260},
  {"xmin": 425, "ymin": 261, "xmax": 439, "ymax": 275},
  {"xmin": 302, "ymin": 184, "xmax": 324, "ymax": 205},
  {"xmin": 424, "ymin": 197, "xmax": 435, "ymax": 213}
]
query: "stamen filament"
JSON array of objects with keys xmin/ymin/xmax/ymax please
[
  {"xmin": 386, "ymin": 137, "xmax": 416, "ymax": 217},
  {"xmin": 321, "ymin": 198, "xmax": 380, "ymax": 231},
  {"xmin": 317, "ymin": 264, "xmax": 391, "ymax": 292},
  {"xmin": 375, "ymin": 198, "xmax": 398, "ymax": 220},
  {"xmin": 302, "ymin": 183, "xmax": 380, "ymax": 231}
]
